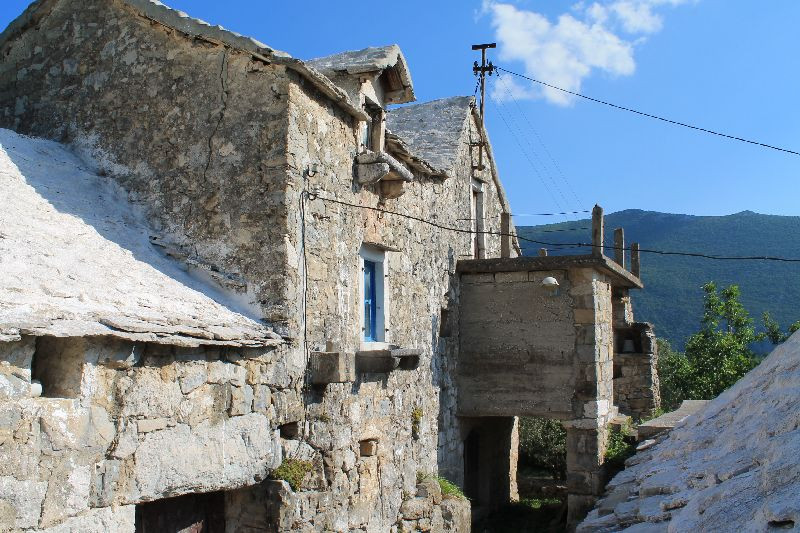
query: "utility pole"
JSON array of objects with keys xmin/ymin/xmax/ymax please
[
  {"xmin": 471, "ymin": 43, "xmax": 495, "ymax": 171},
  {"xmin": 472, "ymin": 43, "xmax": 496, "ymax": 125}
]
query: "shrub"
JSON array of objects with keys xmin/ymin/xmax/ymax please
[
  {"xmin": 518, "ymin": 417, "xmax": 567, "ymax": 480},
  {"xmin": 271, "ymin": 459, "xmax": 313, "ymax": 491},
  {"xmin": 604, "ymin": 426, "xmax": 635, "ymax": 470}
]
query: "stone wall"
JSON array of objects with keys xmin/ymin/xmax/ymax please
[
  {"xmin": 564, "ymin": 269, "xmax": 615, "ymax": 526},
  {"xmin": 0, "ymin": 1, "xmax": 510, "ymax": 530},
  {"xmin": 0, "ymin": 335, "xmax": 290, "ymax": 531},
  {"xmin": 613, "ymin": 323, "xmax": 660, "ymax": 421},
  {"xmin": 458, "ymin": 270, "xmax": 577, "ymax": 418},
  {"xmin": 278, "ymin": 75, "xmax": 506, "ymax": 530},
  {"xmin": 0, "ymin": 0, "xmax": 295, "ymax": 333}
]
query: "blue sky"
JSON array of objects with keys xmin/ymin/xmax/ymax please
[{"xmin": 2, "ymin": 1, "xmax": 798, "ymax": 225}]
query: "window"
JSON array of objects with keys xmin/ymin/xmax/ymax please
[
  {"xmin": 364, "ymin": 259, "xmax": 377, "ymax": 340},
  {"xmin": 361, "ymin": 120, "xmax": 373, "ymax": 151},
  {"xmin": 360, "ymin": 245, "xmax": 387, "ymax": 344},
  {"xmin": 360, "ymin": 99, "xmax": 383, "ymax": 152},
  {"xmin": 32, "ymin": 336, "xmax": 85, "ymax": 398},
  {"xmin": 471, "ymin": 179, "xmax": 485, "ymax": 259}
]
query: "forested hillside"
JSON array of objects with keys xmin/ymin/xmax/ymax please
[{"xmin": 517, "ymin": 210, "xmax": 800, "ymax": 349}]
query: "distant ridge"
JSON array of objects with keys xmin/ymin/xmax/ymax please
[{"xmin": 517, "ymin": 210, "xmax": 800, "ymax": 349}]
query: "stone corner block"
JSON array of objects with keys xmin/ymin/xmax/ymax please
[{"xmin": 310, "ymin": 352, "xmax": 355, "ymax": 385}]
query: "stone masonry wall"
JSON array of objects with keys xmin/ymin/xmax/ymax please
[
  {"xmin": 0, "ymin": 0, "xmax": 509, "ymax": 530},
  {"xmin": 565, "ymin": 269, "xmax": 616, "ymax": 526},
  {"xmin": 276, "ymin": 76, "xmax": 505, "ymax": 530},
  {"xmin": 613, "ymin": 324, "xmax": 660, "ymax": 421},
  {"xmin": 0, "ymin": 335, "xmax": 290, "ymax": 532},
  {"xmin": 458, "ymin": 269, "xmax": 577, "ymax": 419},
  {"xmin": 0, "ymin": 0, "xmax": 295, "ymax": 333}
]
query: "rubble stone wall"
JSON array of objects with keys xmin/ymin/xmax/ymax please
[
  {"xmin": 0, "ymin": 335, "xmax": 290, "ymax": 532},
  {"xmin": 0, "ymin": 1, "xmax": 508, "ymax": 530},
  {"xmin": 0, "ymin": 0, "xmax": 295, "ymax": 333},
  {"xmin": 277, "ymin": 76, "xmax": 504, "ymax": 530},
  {"xmin": 613, "ymin": 325, "xmax": 660, "ymax": 420}
]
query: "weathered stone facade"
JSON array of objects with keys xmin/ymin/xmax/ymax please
[
  {"xmin": 612, "ymin": 322, "xmax": 660, "ymax": 421},
  {"xmin": 0, "ymin": 0, "xmax": 514, "ymax": 531},
  {"xmin": 0, "ymin": 0, "xmax": 661, "ymax": 530},
  {"xmin": 455, "ymin": 240, "xmax": 653, "ymax": 524},
  {"xmin": 0, "ymin": 336, "xmax": 287, "ymax": 531}
]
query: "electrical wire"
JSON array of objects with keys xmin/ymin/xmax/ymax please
[
  {"xmin": 512, "ymin": 210, "xmax": 590, "ymax": 216},
  {"xmin": 495, "ymin": 71, "xmax": 584, "ymax": 210},
  {"xmin": 490, "ymin": 98, "xmax": 572, "ymax": 220},
  {"xmin": 496, "ymin": 66, "xmax": 800, "ymax": 157},
  {"xmin": 310, "ymin": 192, "xmax": 800, "ymax": 263}
]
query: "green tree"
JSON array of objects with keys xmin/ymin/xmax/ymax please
[
  {"xmin": 683, "ymin": 282, "xmax": 760, "ymax": 399},
  {"xmin": 656, "ymin": 339, "xmax": 691, "ymax": 411},
  {"xmin": 658, "ymin": 282, "xmax": 799, "ymax": 409},
  {"xmin": 517, "ymin": 417, "xmax": 566, "ymax": 480}
]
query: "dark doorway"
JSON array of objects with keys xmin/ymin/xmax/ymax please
[
  {"xmin": 135, "ymin": 491, "xmax": 225, "ymax": 533},
  {"xmin": 463, "ymin": 429, "xmax": 480, "ymax": 502}
]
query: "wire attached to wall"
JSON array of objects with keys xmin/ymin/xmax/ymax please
[{"xmin": 309, "ymin": 192, "xmax": 800, "ymax": 263}]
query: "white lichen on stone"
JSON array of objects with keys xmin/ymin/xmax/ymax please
[
  {"xmin": 579, "ymin": 330, "xmax": 800, "ymax": 532},
  {"xmin": 0, "ymin": 129, "xmax": 279, "ymax": 347}
]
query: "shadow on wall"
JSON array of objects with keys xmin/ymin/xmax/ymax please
[{"xmin": 0, "ymin": 129, "xmax": 265, "ymax": 322}]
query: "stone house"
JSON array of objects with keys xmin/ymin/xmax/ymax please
[{"xmin": 0, "ymin": 0, "xmax": 658, "ymax": 531}]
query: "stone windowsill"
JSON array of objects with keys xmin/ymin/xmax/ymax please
[{"xmin": 355, "ymin": 347, "xmax": 422, "ymax": 373}]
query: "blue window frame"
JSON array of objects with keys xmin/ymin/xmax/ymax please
[{"xmin": 363, "ymin": 260, "xmax": 377, "ymax": 341}]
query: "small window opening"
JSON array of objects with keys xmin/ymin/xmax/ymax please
[
  {"xmin": 360, "ymin": 100, "xmax": 383, "ymax": 152},
  {"xmin": 471, "ymin": 179, "xmax": 485, "ymax": 259},
  {"xmin": 31, "ymin": 337, "xmax": 85, "ymax": 398},
  {"xmin": 279, "ymin": 421, "xmax": 300, "ymax": 440},
  {"xmin": 360, "ymin": 245, "xmax": 386, "ymax": 343},
  {"xmin": 439, "ymin": 308, "xmax": 452, "ymax": 338}
]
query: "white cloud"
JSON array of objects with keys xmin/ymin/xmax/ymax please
[{"xmin": 484, "ymin": 0, "xmax": 693, "ymax": 105}]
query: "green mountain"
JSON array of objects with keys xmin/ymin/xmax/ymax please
[{"xmin": 517, "ymin": 210, "xmax": 800, "ymax": 350}]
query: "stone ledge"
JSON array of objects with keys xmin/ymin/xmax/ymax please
[
  {"xmin": 355, "ymin": 347, "xmax": 422, "ymax": 373},
  {"xmin": 309, "ymin": 352, "xmax": 355, "ymax": 385}
]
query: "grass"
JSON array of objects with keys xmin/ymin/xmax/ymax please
[
  {"xmin": 478, "ymin": 497, "xmax": 565, "ymax": 532},
  {"xmin": 437, "ymin": 476, "xmax": 467, "ymax": 500},
  {"xmin": 416, "ymin": 472, "xmax": 468, "ymax": 500},
  {"xmin": 519, "ymin": 497, "xmax": 562, "ymax": 509},
  {"xmin": 411, "ymin": 406, "xmax": 423, "ymax": 437},
  {"xmin": 271, "ymin": 458, "xmax": 313, "ymax": 491}
]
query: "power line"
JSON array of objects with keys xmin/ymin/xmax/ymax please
[
  {"xmin": 490, "ymin": 98, "xmax": 572, "ymax": 220},
  {"xmin": 495, "ymin": 71, "xmax": 584, "ymax": 209},
  {"xmin": 492, "ymin": 96, "xmax": 577, "ymax": 220},
  {"xmin": 512, "ymin": 210, "xmax": 590, "ymax": 216},
  {"xmin": 310, "ymin": 193, "xmax": 800, "ymax": 263},
  {"xmin": 496, "ymin": 66, "xmax": 800, "ymax": 157}
]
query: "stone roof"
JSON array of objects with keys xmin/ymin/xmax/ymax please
[
  {"xmin": 386, "ymin": 96, "xmax": 475, "ymax": 177},
  {"xmin": 307, "ymin": 45, "xmax": 415, "ymax": 104},
  {"xmin": 0, "ymin": 129, "xmax": 282, "ymax": 348},
  {"xmin": 578, "ymin": 330, "xmax": 800, "ymax": 531},
  {"xmin": 0, "ymin": 0, "xmax": 368, "ymax": 122}
]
